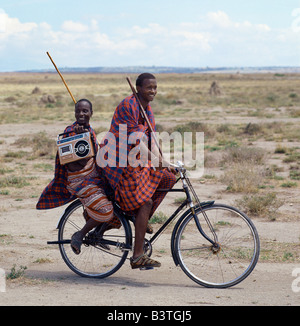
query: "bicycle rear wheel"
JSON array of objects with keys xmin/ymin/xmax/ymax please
[
  {"xmin": 58, "ymin": 200, "xmax": 132, "ymax": 278},
  {"xmin": 174, "ymin": 204, "xmax": 260, "ymax": 288}
]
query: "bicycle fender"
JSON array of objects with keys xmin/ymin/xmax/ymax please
[
  {"xmin": 56, "ymin": 211, "xmax": 65, "ymax": 230},
  {"xmin": 171, "ymin": 210, "xmax": 191, "ymax": 266},
  {"xmin": 170, "ymin": 201, "xmax": 215, "ymax": 266}
]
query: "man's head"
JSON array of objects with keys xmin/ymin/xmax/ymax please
[
  {"xmin": 136, "ymin": 73, "xmax": 157, "ymax": 104},
  {"xmin": 75, "ymin": 99, "xmax": 93, "ymax": 127}
]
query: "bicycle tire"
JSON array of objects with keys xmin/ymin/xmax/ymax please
[
  {"xmin": 174, "ymin": 203, "xmax": 260, "ymax": 288},
  {"xmin": 58, "ymin": 200, "xmax": 132, "ymax": 278}
]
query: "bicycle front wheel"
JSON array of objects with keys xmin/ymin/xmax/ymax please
[
  {"xmin": 174, "ymin": 204, "xmax": 260, "ymax": 288},
  {"xmin": 58, "ymin": 200, "xmax": 132, "ymax": 278}
]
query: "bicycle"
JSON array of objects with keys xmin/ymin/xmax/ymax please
[{"xmin": 47, "ymin": 161, "xmax": 260, "ymax": 289}]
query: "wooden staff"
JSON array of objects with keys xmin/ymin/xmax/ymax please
[
  {"xmin": 46, "ymin": 51, "xmax": 76, "ymax": 104},
  {"xmin": 126, "ymin": 76, "xmax": 163, "ymax": 158}
]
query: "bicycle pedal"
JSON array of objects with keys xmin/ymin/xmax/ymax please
[{"xmin": 139, "ymin": 266, "xmax": 154, "ymax": 271}]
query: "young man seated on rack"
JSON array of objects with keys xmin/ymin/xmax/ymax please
[
  {"xmin": 99, "ymin": 73, "xmax": 177, "ymax": 270},
  {"xmin": 36, "ymin": 99, "xmax": 119, "ymax": 254}
]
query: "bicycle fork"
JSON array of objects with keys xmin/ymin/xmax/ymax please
[{"xmin": 182, "ymin": 177, "xmax": 218, "ymax": 247}]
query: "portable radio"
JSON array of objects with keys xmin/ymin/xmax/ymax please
[{"xmin": 57, "ymin": 131, "xmax": 95, "ymax": 165}]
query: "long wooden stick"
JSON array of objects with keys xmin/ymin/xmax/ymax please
[
  {"xmin": 126, "ymin": 76, "xmax": 163, "ymax": 158},
  {"xmin": 46, "ymin": 52, "xmax": 76, "ymax": 104}
]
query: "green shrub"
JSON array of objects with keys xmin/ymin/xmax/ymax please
[
  {"xmin": 236, "ymin": 192, "xmax": 283, "ymax": 220},
  {"xmin": 6, "ymin": 265, "xmax": 27, "ymax": 280}
]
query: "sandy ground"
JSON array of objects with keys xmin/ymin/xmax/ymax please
[
  {"xmin": 0, "ymin": 200, "xmax": 299, "ymax": 307},
  {"xmin": 0, "ymin": 122, "xmax": 300, "ymax": 307}
]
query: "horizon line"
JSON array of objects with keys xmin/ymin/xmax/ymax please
[{"xmin": 1, "ymin": 65, "xmax": 300, "ymax": 74}]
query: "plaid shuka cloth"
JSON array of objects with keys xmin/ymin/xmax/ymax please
[
  {"xmin": 36, "ymin": 122, "xmax": 100, "ymax": 210},
  {"xmin": 100, "ymin": 94, "xmax": 176, "ymax": 214},
  {"xmin": 99, "ymin": 94, "xmax": 155, "ymax": 189},
  {"xmin": 116, "ymin": 167, "xmax": 176, "ymax": 216}
]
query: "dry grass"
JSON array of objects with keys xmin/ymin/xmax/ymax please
[
  {"xmin": 222, "ymin": 146, "xmax": 266, "ymax": 165},
  {"xmin": 236, "ymin": 192, "xmax": 283, "ymax": 220},
  {"xmin": 0, "ymin": 72, "xmax": 299, "ymax": 222},
  {"xmin": 13, "ymin": 132, "xmax": 56, "ymax": 159},
  {"xmin": 219, "ymin": 146, "xmax": 267, "ymax": 193},
  {"xmin": 221, "ymin": 162, "xmax": 266, "ymax": 193},
  {"xmin": 0, "ymin": 175, "xmax": 30, "ymax": 188},
  {"xmin": 1, "ymin": 72, "xmax": 300, "ymax": 124},
  {"xmin": 259, "ymin": 241, "xmax": 300, "ymax": 262}
]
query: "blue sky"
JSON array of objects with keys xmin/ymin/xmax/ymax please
[{"xmin": 1, "ymin": 0, "xmax": 300, "ymax": 71}]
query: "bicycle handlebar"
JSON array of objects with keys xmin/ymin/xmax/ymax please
[{"xmin": 169, "ymin": 161, "xmax": 186, "ymax": 174}]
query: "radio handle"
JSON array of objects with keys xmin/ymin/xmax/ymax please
[
  {"xmin": 58, "ymin": 131, "xmax": 74, "ymax": 141},
  {"xmin": 57, "ymin": 130, "xmax": 89, "ymax": 139},
  {"xmin": 58, "ymin": 131, "xmax": 75, "ymax": 138}
]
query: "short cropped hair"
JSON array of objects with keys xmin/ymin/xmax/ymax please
[
  {"xmin": 75, "ymin": 99, "xmax": 93, "ymax": 112},
  {"xmin": 136, "ymin": 73, "xmax": 156, "ymax": 87}
]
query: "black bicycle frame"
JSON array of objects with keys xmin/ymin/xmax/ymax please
[
  {"xmin": 149, "ymin": 188, "xmax": 187, "ymax": 245},
  {"xmin": 153, "ymin": 187, "xmax": 216, "ymax": 247},
  {"xmin": 48, "ymin": 184, "xmax": 216, "ymax": 249}
]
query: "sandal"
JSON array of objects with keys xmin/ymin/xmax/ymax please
[
  {"xmin": 71, "ymin": 231, "xmax": 83, "ymax": 255},
  {"xmin": 146, "ymin": 224, "xmax": 153, "ymax": 234},
  {"xmin": 130, "ymin": 253, "xmax": 161, "ymax": 270}
]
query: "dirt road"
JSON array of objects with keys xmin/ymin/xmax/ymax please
[
  {"xmin": 0, "ymin": 122, "xmax": 299, "ymax": 306},
  {"xmin": 0, "ymin": 200, "xmax": 299, "ymax": 306}
]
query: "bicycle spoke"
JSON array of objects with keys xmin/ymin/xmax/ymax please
[
  {"xmin": 53, "ymin": 160, "xmax": 260, "ymax": 289},
  {"xmin": 58, "ymin": 200, "xmax": 131, "ymax": 278},
  {"xmin": 175, "ymin": 204, "xmax": 260, "ymax": 288},
  {"xmin": 179, "ymin": 246, "xmax": 211, "ymax": 252}
]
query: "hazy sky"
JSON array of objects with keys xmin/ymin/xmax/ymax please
[{"xmin": 1, "ymin": 0, "xmax": 300, "ymax": 71}]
